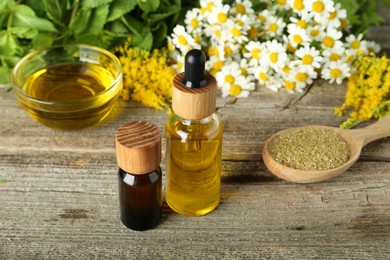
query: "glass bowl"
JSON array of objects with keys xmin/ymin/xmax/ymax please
[{"xmin": 11, "ymin": 45, "xmax": 123, "ymax": 130}]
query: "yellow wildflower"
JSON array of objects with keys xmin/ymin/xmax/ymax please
[
  {"xmin": 335, "ymin": 53, "xmax": 390, "ymax": 128},
  {"xmin": 114, "ymin": 43, "xmax": 177, "ymax": 110}
]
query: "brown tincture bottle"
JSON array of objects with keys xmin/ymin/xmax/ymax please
[{"xmin": 115, "ymin": 121, "xmax": 162, "ymax": 231}]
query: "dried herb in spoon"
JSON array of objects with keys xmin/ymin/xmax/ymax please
[{"xmin": 267, "ymin": 127, "xmax": 350, "ymax": 171}]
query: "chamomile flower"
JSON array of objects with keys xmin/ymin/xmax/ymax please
[
  {"xmin": 306, "ymin": 23, "xmax": 323, "ymax": 41},
  {"xmin": 288, "ymin": 24, "xmax": 310, "ymax": 48},
  {"xmin": 207, "ymin": 4, "xmax": 231, "ymax": 25},
  {"xmin": 290, "ymin": 66, "xmax": 317, "ymax": 90},
  {"xmin": 203, "ymin": 23, "xmax": 225, "ymax": 42},
  {"xmin": 326, "ymin": 3, "xmax": 347, "ymax": 28},
  {"xmin": 225, "ymin": 20, "xmax": 249, "ymax": 44},
  {"xmin": 265, "ymin": 16, "xmax": 286, "ymax": 38},
  {"xmin": 206, "ymin": 55, "xmax": 226, "ymax": 76},
  {"xmin": 216, "ymin": 62, "xmax": 243, "ymax": 87},
  {"xmin": 323, "ymin": 46, "xmax": 345, "ymax": 64},
  {"xmin": 345, "ymin": 34, "xmax": 368, "ymax": 54},
  {"xmin": 305, "ymin": 0, "xmax": 335, "ymax": 23},
  {"xmin": 221, "ymin": 77, "xmax": 255, "ymax": 98},
  {"xmin": 185, "ymin": 8, "xmax": 202, "ymax": 34},
  {"xmin": 322, "ymin": 61, "xmax": 351, "ymax": 84},
  {"xmin": 171, "ymin": 25, "xmax": 199, "ymax": 53},
  {"xmin": 290, "ymin": 13, "xmax": 311, "ymax": 30},
  {"xmin": 366, "ymin": 41, "xmax": 381, "ymax": 54},
  {"xmin": 321, "ymin": 27, "xmax": 343, "ymax": 49},
  {"xmin": 275, "ymin": 0, "xmax": 290, "ymax": 10},
  {"xmin": 243, "ymin": 41, "xmax": 264, "ymax": 66},
  {"xmin": 293, "ymin": 45, "xmax": 323, "ymax": 68},
  {"xmin": 289, "ymin": 0, "xmax": 307, "ymax": 15},
  {"xmin": 231, "ymin": 0, "xmax": 254, "ymax": 15},
  {"xmin": 264, "ymin": 40, "xmax": 288, "ymax": 70},
  {"xmin": 257, "ymin": 9, "xmax": 271, "ymax": 24},
  {"xmin": 200, "ymin": 0, "xmax": 221, "ymax": 16},
  {"xmin": 254, "ymin": 67, "xmax": 283, "ymax": 92}
]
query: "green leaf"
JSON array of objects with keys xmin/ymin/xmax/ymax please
[
  {"xmin": 1, "ymin": 56, "xmax": 21, "ymax": 68},
  {"xmin": 0, "ymin": 67, "xmax": 11, "ymax": 84},
  {"xmin": 71, "ymin": 5, "xmax": 109, "ymax": 36},
  {"xmin": 81, "ymin": 0, "xmax": 112, "ymax": 9},
  {"xmin": 43, "ymin": 0, "xmax": 70, "ymax": 27},
  {"xmin": 152, "ymin": 22, "xmax": 167, "ymax": 48},
  {"xmin": 32, "ymin": 33, "xmax": 54, "ymax": 49},
  {"xmin": 0, "ymin": 31, "xmax": 22, "ymax": 56},
  {"xmin": 85, "ymin": 5, "xmax": 109, "ymax": 35},
  {"xmin": 146, "ymin": 5, "xmax": 180, "ymax": 27},
  {"xmin": 131, "ymin": 29, "xmax": 153, "ymax": 50},
  {"xmin": 12, "ymin": 5, "xmax": 57, "ymax": 32},
  {"xmin": 138, "ymin": 0, "xmax": 160, "ymax": 13},
  {"xmin": 70, "ymin": 8, "xmax": 91, "ymax": 35},
  {"xmin": 107, "ymin": 0, "xmax": 138, "ymax": 22},
  {"xmin": 0, "ymin": 180, "xmax": 8, "ymax": 184},
  {"xmin": 24, "ymin": 0, "xmax": 45, "ymax": 17},
  {"xmin": 0, "ymin": 0, "xmax": 13, "ymax": 10},
  {"xmin": 9, "ymin": 27, "xmax": 38, "ymax": 39},
  {"xmin": 122, "ymin": 15, "xmax": 145, "ymax": 35}
]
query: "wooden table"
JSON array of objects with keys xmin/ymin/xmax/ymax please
[{"xmin": 2, "ymin": 14, "xmax": 390, "ymax": 260}]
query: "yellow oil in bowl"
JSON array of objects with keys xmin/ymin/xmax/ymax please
[{"xmin": 12, "ymin": 45, "xmax": 123, "ymax": 130}]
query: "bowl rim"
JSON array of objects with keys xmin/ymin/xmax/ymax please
[{"xmin": 11, "ymin": 44, "xmax": 123, "ymax": 106}]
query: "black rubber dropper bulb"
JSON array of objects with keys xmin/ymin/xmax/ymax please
[{"xmin": 183, "ymin": 49, "xmax": 207, "ymax": 88}]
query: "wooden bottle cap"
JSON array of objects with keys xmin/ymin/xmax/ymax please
[
  {"xmin": 115, "ymin": 121, "xmax": 161, "ymax": 174},
  {"xmin": 172, "ymin": 72, "xmax": 217, "ymax": 120}
]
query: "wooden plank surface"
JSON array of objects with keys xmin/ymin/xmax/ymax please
[{"xmin": 1, "ymin": 10, "xmax": 390, "ymax": 260}]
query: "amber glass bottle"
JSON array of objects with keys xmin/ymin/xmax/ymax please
[
  {"xmin": 115, "ymin": 121, "xmax": 162, "ymax": 230},
  {"xmin": 166, "ymin": 49, "xmax": 223, "ymax": 216}
]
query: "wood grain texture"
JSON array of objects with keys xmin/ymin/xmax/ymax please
[{"xmin": 1, "ymin": 12, "xmax": 390, "ymax": 259}]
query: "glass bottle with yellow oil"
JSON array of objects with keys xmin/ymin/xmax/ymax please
[{"xmin": 166, "ymin": 49, "xmax": 222, "ymax": 216}]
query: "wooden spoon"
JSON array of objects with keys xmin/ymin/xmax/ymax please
[{"xmin": 262, "ymin": 116, "xmax": 390, "ymax": 183}]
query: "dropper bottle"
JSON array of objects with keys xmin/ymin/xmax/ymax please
[{"xmin": 165, "ymin": 49, "xmax": 223, "ymax": 216}]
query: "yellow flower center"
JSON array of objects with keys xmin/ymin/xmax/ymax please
[
  {"xmin": 341, "ymin": 19, "xmax": 348, "ymax": 29},
  {"xmin": 330, "ymin": 68, "xmax": 342, "ymax": 79},
  {"xmin": 225, "ymin": 74, "xmax": 235, "ymax": 84},
  {"xmin": 229, "ymin": 84, "xmax": 242, "ymax": 96},
  {"xmin": 351, "ymin": 40, "xmax": 361, "ymax": 50},
  {"xmin": 297, "ymin": 20, "xmax": 307, "ymax": 29},
  {"xmin": 240, "ymin": 68, "xmax": 248, "ymax": 77},
  {"xmin": 257, "ymin": 15, "xmax": 266, "ymax": 22},
  {"xmin": 252, "ymin": 49, "xmax": 260, "ymax": 59},
  {"xmin": 282, "ymin": 66, "xmax": 291, "ymax": 74},
  {"xmin": 224, "ymin": 46, "xmax": 233, "ymax": 57},
  {"xmin": 329, "ymin": 11, "xmax": 337, "ymax": 20},
  {"xmin": 310, "ymin": 29, "xmax": 320, "ymax": 37},
  {"xmin": 284, "ymin": 81, "xmax": 296, "ymax": 90},
  {"xmin": 215, "ymin": 29, "xmax": 222, "ymax": 38},
  {"xmin": 269, "ymin": 23, "xmax": 278, "ymax": 32},
  {"xmin": 323, "ymin": 36, "xmax": 335, "ymax": 48},
  {"xmin": 231, "ymin": 27, "xmax": 241, "ymax": 37},
  {"xmin": 178, "ymin": 35, "xmax": 188, "ymax": 45},
  {"xmin": 200, "ymin": 2, "xmax": 214, "ymax": 15},
  {"xmin": 277, "ymin": 0, "xmax": 287, "ymax": 5},
  {"xmin": 259, "ymin": 72, "xmax": 269, "ymax": 82},
  {"xmin": 329, "ymin": 53, "xmax": 341, "ymax": 61},
  {"xmin": 287, "ymin": 42, "xmax": 296, "ymax": 53},
  {"xmin": 213, "ymin": 60, "xmax": 224, "ymax": 71},
  {"xmin": 217, "ymin": 13, "xmax": 228, "ymax": 23},
  {"xmin": 295, "ymin": 72, "xmax": 308, "ymax": 82},
  {"xmin": 190, "ymin": 18, "xmax": 199, "ymax": 29},
  {"xmin": 194, "ymin": 34, "xmax": 201, "ymax": 43},
  {"xmin": 270, "ymin": 52, "xmax": 278, "ymax": 63},
  {"xmin": 302, "ymin": 54, "xmax": 313, "ymax": 65},
  {"xmin": 293, "ymin": 0, "xmax": 304, "ymax": 11},
  {"xmin": 235, "ymin": 3, "xmax": 246, "ymax": 14},
  {"xmin": 293, "ymin": 34, "xmax": 303, "ymax": 44},
  {"xmin": 312, "ymin": 1, "xmax": 325, "ymax": 13},
  {"xmin": 207, "ymin": 47, "xmax": 219, "ymax": 57},
  {"xmin": 248, "ymin": 27, "xmax": 258, "ymax": 38}
]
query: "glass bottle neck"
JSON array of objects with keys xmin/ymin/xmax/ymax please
[{"xmin": 177, "ymin": 114, "xmax": 215, "ymax": 126}]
